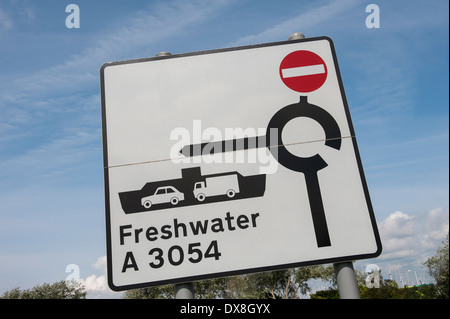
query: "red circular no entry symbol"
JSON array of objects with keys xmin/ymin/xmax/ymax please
[{"xmin": 279, "ymin": 50, "xmax": 327, "ymax": 93}]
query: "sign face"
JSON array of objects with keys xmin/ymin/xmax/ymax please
[
  {"xmin": 101, "ymin": 36, "xmax": 382, "ymax": 291},
  {"xmin": 279, "ymin": 50, "xmax": 328, "ymax": 93}
]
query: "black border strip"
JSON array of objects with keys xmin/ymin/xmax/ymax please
[
  {"xmin": 100, "ymin": 59, "xmax": 114, "ymax": 290},
  {"xmin": 100, "ymin": 36, "xmax": 382, "ymax": 292}
]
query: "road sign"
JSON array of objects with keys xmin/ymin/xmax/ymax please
[
  {"xmin": 279, "ymin": 50, "xmax": 328, "ymax": 92},
  {"xmin": 101, "ymin": 36, "xmax": 382, "ymax": 291}
]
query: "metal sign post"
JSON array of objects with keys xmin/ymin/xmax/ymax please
[
  {"xmin": 288, "ymin": 34, "xmax": 361, "ymax": 300},
  {"xmin": 175, "ymin": 282, "xmax": 195, "ymax": 299},
  {"xmin": 155, "ymin": 51, "xmax": 196, "ymax": 300},
  {"xmin": 333, "ymin": 261, "xmax": 360, "ymax": 299}
]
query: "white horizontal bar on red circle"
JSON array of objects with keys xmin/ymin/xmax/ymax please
[{"xmin": 281, "ymin": 64, "xmax": 325, "ymax": 78}]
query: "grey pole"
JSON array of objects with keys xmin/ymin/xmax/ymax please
[
  {"xmin": 333, "ymin": 262, "xmax": 360, "ymax": 299},
  {"xmin": 286, "ymin": 33, "xmax": 360, "ymax": 300},
  {"xmin": 175, "ymin": 282, "xmax": 195, "ymax": 299},
  {"xmin": 155, "ymin": 50, "xmax": 195, "ymax": 300}
]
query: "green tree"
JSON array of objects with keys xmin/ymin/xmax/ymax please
[
  {"xmin": 122, "ymin": 278, "xmax": 227, "ymax": 299},
  {"xmin": 194, "ymin": 277, "xmax": 227, "ymax": 299},
  {"xmin": 359, "ymin": 278, "xmax": 399, "ymax": 299},
  {"xmin": 309, "ymin": 289, "xmax": 339, "ymax": 299},
  {"xmin": 122, "ymin": 285, "xmax": 174, "ymax": 299},
  {"xmin": 424, "ymin": 233, "xmax": 449, "ymax": 299},
  {"xmin": 360, "ymin": 278, "xmax": 438, "ymax": 299},
  {"xmin": 226, "ymin": 265, "xmax": 334, "ymax": 299},
  {"xmin": 122, "ymin": 265, "xmax": 334, "ymax": 299},
  {"xmin": 1, "ymin": 280, "xmax": 86, "ymax": 299},
  {"xmin": 312, "ymin": 277, "xmax": 439, "ymax": 299}
]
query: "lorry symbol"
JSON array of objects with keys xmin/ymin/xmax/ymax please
[
  {"xmin": 194, "ymin": 174, "xmax": 240, "ymax": 202},
  {"xmin": 141, "ymin": 186, "xmax": 185, "ymax": 209}
]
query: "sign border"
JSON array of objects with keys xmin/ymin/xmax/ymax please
[{"xmin": 100, "ymin": 36, "xmax": 382, "ymax": 291}]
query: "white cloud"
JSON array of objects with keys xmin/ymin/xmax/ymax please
[
  {"xmin": 379, "ymin": 211, "xmax": 414, "ymax": 238},
  {"xmin": 379, "ymin": 209, "xmax": 448, "ymax": 260},
  {"xmin": 355, "ymin": 207, "xmax": 448, "ymax": 285},
  {"xmin": 421, "ymin": 207, "xmax": 449, "ymax": 249},
  {"xmin": 79, "ymin": 274, "xmax": 123, "ymax": 299},
  {"xmin": 363, "ymin": 208, "xmax": 449, "ymax": 282},
  {"xmin": 78, "ymin": 256, "xmax": 122, "ymax": 299},
  {"xmin": 93, "ymin": 255, "xmax": 107, "ymax": 273},
  {"xmin": 377, "ymin": 211, "xmax": 416, "ymax": 262},
  {"xmin": 80, "ymin": 274, "xmax": 108, "ymax": 292},
  {"xmin": 0, "ymin": 7, "xmax": 13, "ymax": 31}
]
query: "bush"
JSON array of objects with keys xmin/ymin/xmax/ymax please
[{"xmin": 1, "ymin": 280, "xmax": 86, "ymax": 299}]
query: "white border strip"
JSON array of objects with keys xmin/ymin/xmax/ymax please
[{"xmin": 281, "ymin": 64, "xmax": 325, "ymax": 78}]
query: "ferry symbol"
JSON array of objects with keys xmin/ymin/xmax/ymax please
[{"xmin": 118, "ymin": 167, "xmax": 266, "ymax": 214}]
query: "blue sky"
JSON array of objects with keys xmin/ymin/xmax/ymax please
[{"xmin": 0, "ymin": 0, "xmax": 448, "ymax": 297}]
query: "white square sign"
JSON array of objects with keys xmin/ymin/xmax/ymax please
[{"xmin": 101, "ymin": 36, "xmax": 382, "ymax": 291}]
